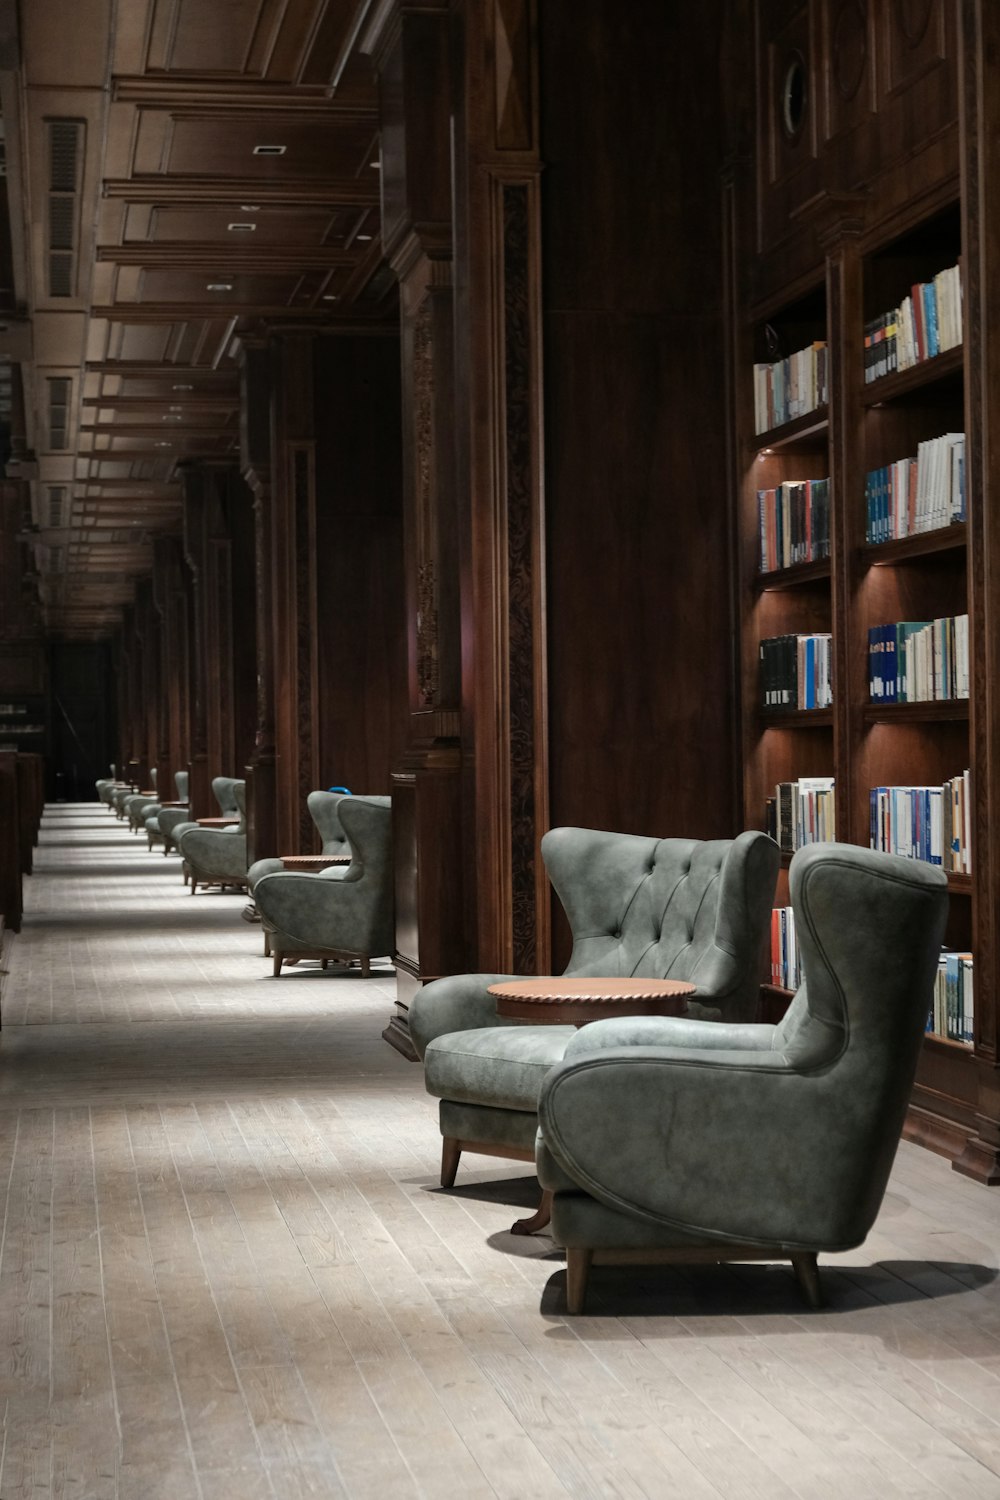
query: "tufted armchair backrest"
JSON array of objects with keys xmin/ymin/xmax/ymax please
[
  {"xmin": 174, "ymin": 771, "xmax": 189, "ymax": 801},
  {"xmin": 211, "ymin": 776, "xmax": 240, "ymax": 816},
  {"xmin": 307, "ymin": 790, "xmax": 350, "ymax": 855},
  {"xmin": 541, "ymin": 827, "xmax": 780, "ymax": 1023},
  {"xmin": 231, "ymin": 780, "xmax": 247, "ymax": 833}
]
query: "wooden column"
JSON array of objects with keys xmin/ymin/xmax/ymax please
[
  {"xmin": 364, "ymin": 1, "xmax": 470, "ymax": 1057},
  {"xmin": 955, "ymin": 0, "xmax": 1000, "ymax": 1184},
  {"xmin": 181, "ymin": 467, "xmax": 213, "ymax": 818},
  {"xmin": 0, "ymin": 752, "xmax": 20, "ymax": 933},
  {"xmin": 452, "ymin": 0, "xmax": 549, "ymax": 974},
  {"xmin": 239, "ymin": 338, "xmax": 278, "ymax": 866},
  {"xmin": 269, "ymin": 330, "xmax": 320, "ymax": 857},
  {"xmin": 154, "ymin": 537, "xmax": 191, "ymax": 798}
]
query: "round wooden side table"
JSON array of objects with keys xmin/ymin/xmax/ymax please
[{"xmin": 279, "ymin": 853, "xmax": 352, "ymax": 872}]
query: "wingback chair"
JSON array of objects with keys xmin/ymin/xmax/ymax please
[
  {"xmin": 171, "ymin": 776, "xmax": 242, "ymax": 880},
  {"xmin": 536, "ymin": 842, "xmax": 949, "ymax": 1312},
  {"xmin": 409, "ymin": 828, "xmax": 780, "ymax": 1199},
  {"xmin": 252, "ymin": 795, "xmax": 392, "ymax": 976},
  {"xmin": 176, "ymin": 781, "xmax": 248, "ymax": 894},
  {"xmin": 145, "ymin": 771, "xmax": 190, "ymax": 853},
  {"xmin": 246, "ymin": 790, "xmax": 352, "ymax": 893},
  {"xmin": 125, "ymin": 769, "xmax": 160, "ymax": 831}
]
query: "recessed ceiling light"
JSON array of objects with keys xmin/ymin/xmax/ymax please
[
  {"xmin": 168, "ymin": 405, "xmax": 183, "ymax": 412},
  {"xmin": 369, "ymin": 160, "xmax": 381, "ymax": 169},
  {"xmin": 240, "ymin": 204, "xmax": 261, "ymax": 211},
  {"xmin": 228, "ymin": 222, "xmax": 256, "ymax": 232},
  {"xmin": 171, "ymin": 383, "xmax": 193, "ymax": 391},
  {"xmin": 154, "ymin": 441, "xmax": 171, "ymax": 447},
  {"xmin": 206, "ymin": 282, "xmax": 233, "ymax": 291},
  {"xmin": 252, "ymin": 144, "xmax": 286, "ymax": 156},
  {"xmin": 356, "ymin": 233, "xmax": 373, "ymax": 242},
  {"xmin": 322, "ymin": 294, "xmax": 338, "ymax": 301}
]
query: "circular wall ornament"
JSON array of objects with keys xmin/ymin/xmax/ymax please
[
  {"xmin": 895, "ymin": 0, "xmax": 933, "ymax": 46},
  {"xmin": 780, "ymin": 52, "xmax": 808, "ymax": 141},
  {"xmin": 833, "ymin": 0, "xmax": 867, "ymax": 101}
]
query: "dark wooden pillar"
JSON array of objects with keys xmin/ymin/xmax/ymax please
[
  {"xmin": 269, "ymin": 331, "xmax": 320, "ymax": 856},
  {"xmin": 955, "ymin": 0, "xmax": 1000, "ymax": 1184},
  {"xmin": 181, "ymin": 467, "xmax": 213, "ymax": 818},
  {"xmin": 452, "ymin": 0, "xmax": 549, "ymax": 973},
  {"xmin": 239, "ymin": 339, "xmax": 278, "ymax": 866},
  {"xmin": 365, "ymin": 1, "xmax": 471, "ymax": 1057},
  {"xmin": 0, "ymin": 752, "xmax": 21, "ymax": 933},
  {"xmin": 154, "ymin": 537, "xmax": 191, "ymax": 798}
]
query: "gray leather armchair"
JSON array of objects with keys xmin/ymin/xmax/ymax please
[
  {"xmin": 124, "ymin": 770, "xmax": 159, "ymax": 832},
  {"xmin": 253, "ymin": 795, "xmax": 392, "ymax": 976},
  {"xmin": 410, "ymin": 827, "xmax": 780, "ymax": 1196},
  {"xmin": 176, "ymin": 780, "xmax": 248, "ymax": 894},
  {"xmin": 172, "ymin": 776, "xmax": 241, "ymax": 881},
  {"xmin": 537, "ymin": 842, "xmax": 948, "ymax": 1312},
  {"xmin": 246, "ymin": 790, "xmax": 352, "ymax": 893},
  {"xmin": 145, "ymin": 771, "xmax": 190, "ymax": 853}
]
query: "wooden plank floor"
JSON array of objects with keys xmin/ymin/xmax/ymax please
[{"xmin": 1, "ymin": 804, "xmax": 999, "ymax": 1499}]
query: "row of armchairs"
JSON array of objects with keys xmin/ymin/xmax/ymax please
[
  {"xmin": 96, "ymin": 762, "xmax": 951, "ymax": 1316},
  {"xmin": 99, "ymin": 766, "xmax": 395, "ymax": 978}
]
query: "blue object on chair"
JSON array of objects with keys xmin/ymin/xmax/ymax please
[{"xmin": 328, "ymin": 786, "xmax": 351, "ymax": 794}]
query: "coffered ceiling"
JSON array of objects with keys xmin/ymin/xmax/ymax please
[{"xmin": 0, "ymin": 0, "xmax": 393, "ymax": 637}]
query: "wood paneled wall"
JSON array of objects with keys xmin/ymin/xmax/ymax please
[
  {"xmin": 540, "ymin": 0, "xmax": 737, "ymax": 964},
  {"xmin": 312, "ymin": 335, "xmax": 407, "ymax": 799}
]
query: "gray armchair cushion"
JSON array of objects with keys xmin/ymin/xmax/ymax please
[
  {"xmin": 538, "ymin": 842, "xmax": 948, "ymax": 1255},
  {"xmin": 253, "ymin": 795, "xmax": 392, "ymax": 959},
  {"xmin": 424, "ymin": 1026, "xmax": 576, "ymax": 1113}
]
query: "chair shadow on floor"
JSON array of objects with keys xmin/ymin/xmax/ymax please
[{"xmin": 528, "ymin": 1255, "xmax": 998, "ymax": 1323}]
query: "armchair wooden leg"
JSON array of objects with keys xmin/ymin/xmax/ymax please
[
  {"xmin": 441, "ymin": 1137, "xmax": 461, "ymax": 1187},
  {"xmin": 566, "ymin": 1248, "xmax": 593, "ymax": 1315},
  {"xmin": 791, "ymin": 1252, "xmax": 822, "ymax": 1309},
  {"xmin": 361, "ymin": 956, "xmax": 370, "ymax": 977},
  {"xmin": 272, "ymin": 952, "xmax": 283, "ymax": 977},
  {"xmin": 510, "ymin": 1188, "xmax": 553, "ymax": 1237}
]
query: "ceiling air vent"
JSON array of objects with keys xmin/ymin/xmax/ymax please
[
  {"xmin": 47, "ymin": 486, "xmax": 66, "ymax": 527},
  {"xmin": 47, "ymin": 378, "xmax": 70, "ymax": 450},
  {"xmin": 46, "ymin": 120, "xmax": 83, "ymax": 299}
]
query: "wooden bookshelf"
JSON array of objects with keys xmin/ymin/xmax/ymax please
[{"xmin": 730, "ymin": 1, "xmax": 998, "ymax": 1185}]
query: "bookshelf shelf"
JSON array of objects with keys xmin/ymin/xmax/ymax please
[
  {"xmin": 862, "ymin": 699, "xmax": 969, "ymax": 724},
  {"xmin": 759, "ymin": 708, "xmax": 833, "ymax": 730},
  {"xmin": 861, "ymin": 345, "xmax": 964, "ymax": 407},
  {"xmin": 924, "ymin": 1032, "xmax": 973, "ymax": 1055},
  {"xmin": 861, "ymin": 523, "xmax": 967, "ymax": 567},
  {"xmin": 756, "ymin": 557, "xmax": 832, "ymax": 591},
  {"xmin": 730, "ymin": 10, "xmax": 1000, "ymax": 1183},
  {"xmin": 749, "ymin": 407, "xmax": 829, "ymax": 453}
]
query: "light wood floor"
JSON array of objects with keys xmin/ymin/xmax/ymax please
[{"xmin": 1, "ymin": 805, "xmax": 1000, "ymax": 1498}]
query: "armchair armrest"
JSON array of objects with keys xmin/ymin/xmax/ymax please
[
  {"xmin": 407, "ymin": 973, "xmax": 519, "ymax": 1059},
  {"xmin": 538, "ymin": 1045, "xmax": 882, "ymax": 1251},
  {"xmin": 564, "ymin": 1015, "xmax": 779, "ymax": 1058}
]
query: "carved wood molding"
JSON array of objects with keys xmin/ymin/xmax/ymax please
[
  {"xmin": 291, "ymin": 442, "xmax": 319, "ymax": 850},
  {"xmin": 412, "ymin": 296, "xmax": 439, "ymax": 708},
  {"xmin": 500, "ymin": 179, "xmax": 545, "ymax": 972}
]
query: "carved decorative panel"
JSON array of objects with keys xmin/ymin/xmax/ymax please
[
  {"xmin": 494, "ymin": 0, "xmax": 533, "ymax": 150},
  {"xmin": 823, "ymin": 0, "xmax": 873, "ymax": 144},
  {"xmin": 765, "ymin": 3, "xmax": 817, "ymax": 187},
  {"xmin": 292, "ymin": 443, "xmax": 317, "ymax": 851},
  {"xmin": 502, "ymin": 183, "xmax": 537, "ymax": 972},
  {"xmin": 883, "ymin": 0, "xmax": 946, "ymax": 95},
  {"xmin": 412, "ymin": 297, "xmax": 439, "ymax": 708}
]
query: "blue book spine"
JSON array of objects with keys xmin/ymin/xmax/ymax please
[{"xmin": 923, "ymin": 281, "xmax": 939, "ymax": 357}]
